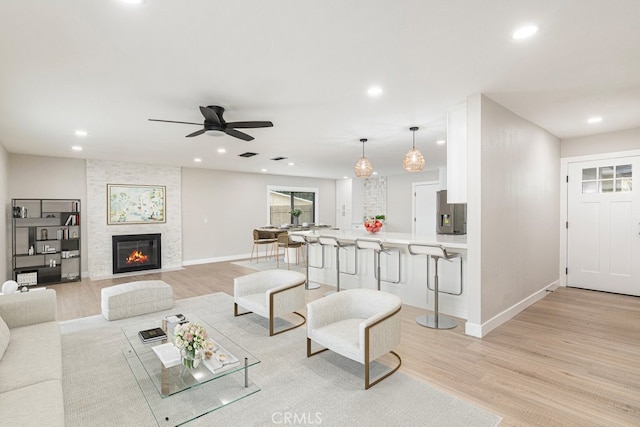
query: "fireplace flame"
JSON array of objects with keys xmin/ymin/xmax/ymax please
[{"xmin": 126, "ymin": 250, "xmax": 149, "ymax": 264}]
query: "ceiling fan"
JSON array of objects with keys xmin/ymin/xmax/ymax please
[{"xmin": 148, "ymin": 105, "xmax": 273, "ymax": 141}]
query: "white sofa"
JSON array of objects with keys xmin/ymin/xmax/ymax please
[{"xmin": 0, "ymin": 289, "xmax": 64, "ymax": 426}]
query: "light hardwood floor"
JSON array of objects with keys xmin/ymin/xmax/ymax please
[{"xmin": 49, "ymin": 261, "xmax": 640, "ymax": 426}]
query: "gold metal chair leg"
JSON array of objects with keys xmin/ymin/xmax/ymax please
[
  {"xmin": 364, "ymin": 350, "xmax": 402, "ymax": 389},
  {"xmin": 270, "ymin": 312, "xmax": 306, "ymax": 336}
]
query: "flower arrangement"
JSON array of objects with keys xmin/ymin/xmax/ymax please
[
  {"xmin": 174, "ymin": 322, "xmax": 208, "ymax": 369},
  {"xmin": 290, "ymin": 208, "xmax": 303, "ymax": 217}
]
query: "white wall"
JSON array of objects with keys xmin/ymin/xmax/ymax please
[
  {"xmin": 467, "ymin": 94, "xmax": 561, "ymax": 337},
  {"xmin": 181, "ymin": 168, "xmax": 336, "ymax": 264},
  {"xmin": 0, "ymin": 146, "xmax": 9, "ymax": 279},
  {"xmin": 561, "ymin": 126, "xmax": 640, "ymax": 158},
  {"xmin": 8, "ymin": 154, "xmax": 88, "ymax": 275},
  {"xmin": 86, "ymin": 160, "xmax": 182, "ymax": 278},
  {"xmin": 386, "ymin": 170, "xmax": 439, "ymax": 233}
]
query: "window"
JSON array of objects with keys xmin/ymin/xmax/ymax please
[
  {"xmin": 582, "ymin": 164, "xmax": 632, "ymax": 193},
  {"xmin": 268, "ymin": 187, "xmax": 317, "ymax": 225}
]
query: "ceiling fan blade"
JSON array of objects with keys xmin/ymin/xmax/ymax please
[
  {"xmin": 226, "ymin": 121, "xmax": 274, "ymax": 129},
  {"xmin": 199, "ymin": 106, "xmax": 221, "ymax": 125},
  {"xmin": 148, "ymin": 119, "xmax": 202, "ymax": 126},
  {"xmin": 185, "ymin": 129, "xmax": 207, "ymax": 138},
  {"xmin": 225, "ymin": 128, "xmax": 254, "ymax": 141}
]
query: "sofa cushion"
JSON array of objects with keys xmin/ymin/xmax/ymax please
[
  {"xmin": 0, "ymin": 315, "xmax": 9, "ymax": 360},
  {"xmin": 0, "ymin": 379, "xmax": 64, "ymax": 427},
  {"xmin": 0, "ymin": 321, "xmax": 61, "ymax": 394}
]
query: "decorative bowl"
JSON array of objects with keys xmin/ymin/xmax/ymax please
[{"xmin": 364, "ymin": 219, "xmax": 383, "ymax": 233}]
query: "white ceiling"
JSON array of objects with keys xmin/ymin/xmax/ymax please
[{"xmin": 1, "ymin": 0, "xmax": 639, "ymax": 180}]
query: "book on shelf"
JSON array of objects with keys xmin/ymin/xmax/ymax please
[
  {"xmin": 64, "ymin": 214, "xmax": 79, "ymax": 226},
  {"xmin": 138, "ymin": 327, "xmax": 167, "ymax": 343}
]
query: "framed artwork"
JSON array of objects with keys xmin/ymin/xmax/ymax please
[{"xmin": 107, "ymin": 184, "xmax": 166, "ymax": 224}]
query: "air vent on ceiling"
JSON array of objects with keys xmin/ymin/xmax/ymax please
[
  {"xmin": 270, "ymin": 156, "xmax": 288, "ymax": 161},
  {"xmin": 238, "ymin": 152, "xmax": 258, "ymax": 158}
]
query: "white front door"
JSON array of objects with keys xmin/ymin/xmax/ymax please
[
  {"xmin": 413, "ymin": 182, "xmax": 438, "ymax": 236},
  {"xmin": 567, "ymin": 157, "xmax": 640, "ymax": 295}
]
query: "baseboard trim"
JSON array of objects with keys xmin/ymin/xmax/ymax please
[
  {"xmin": 464, "ymin": 280, "xmax": 559, "ymax": 338},
  {"xmin": 182, "ymin": 253, "xmax": 252, "ymax": 266}
]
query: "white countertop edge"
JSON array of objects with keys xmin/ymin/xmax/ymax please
[{"xmin": 289, "ymin": 229, "xmax": 467, "ymax": 250}]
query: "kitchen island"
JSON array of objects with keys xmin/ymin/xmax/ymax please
[{"xmin": 290, "ymin": 229, "xmax": 468, "ymax": 321}]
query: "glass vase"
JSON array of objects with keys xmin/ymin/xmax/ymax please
[{"xmin": 181, "ymin": 347, "xmax": 202, "ymax": 370}]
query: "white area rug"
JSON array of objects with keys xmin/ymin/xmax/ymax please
[{"xmin": 60, "ymin": 293, "xmax": 501, "ymax": 426}]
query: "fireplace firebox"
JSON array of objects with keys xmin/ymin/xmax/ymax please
[{"xmin": 112, "ymin": 233, "xmax": 161, "ymax": 274}]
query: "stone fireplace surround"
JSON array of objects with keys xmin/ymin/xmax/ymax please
[{"xmin": 86, "ymin": 160, "xmax": 182, "ymax": 279}]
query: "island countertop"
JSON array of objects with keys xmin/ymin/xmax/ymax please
[{"xmin": 289, "ymin": 229, "xmax": 467, "ymax": 250}]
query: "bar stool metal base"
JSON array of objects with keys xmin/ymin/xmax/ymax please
[
  {"xmin": 306, "ymin": 282, "xmax": 321, "ymax": 290},
  {"xmin": 416, "ymin": 314, "xmax": 458, "ymax": 330}
]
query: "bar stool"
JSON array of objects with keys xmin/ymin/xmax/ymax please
[
  {"xmin": 408, "ymin": 243, "xmax": 463, "ymax": 330},
  {"xmin": 317, "ymin": 236, "xmax": 357, "ymax": 295},
  {"xmin": 355, "ymin": 238, "xmax": 401, "ymax": 290},
  {"xmin": 276, "ymin": 232, "xmax": 304, "ymax": 269},
  {"xmin": 289, "ymin": 233, "xmax": 322, "ymax": 290}
]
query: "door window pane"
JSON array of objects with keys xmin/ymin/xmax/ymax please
[
  {"xmin": 599, "ymin": 166, "xmax": 614, "ymax": 179},
  {"xmin": 582, "ymin": 182, "xmax": 598, "ymax": 194},
  {"xmin": 582, "ymin": 168, "xmax": 597, "ymax": 180},
  {"xmin": 616, "ymin": 179, "xmax": 632, "ymax": 192},
  {"xmin": 600, "ymin": 180, "xmax": 614, "ymax": 193},
  {"xmin": 616, "ymin": 164, "xmax": 632, "ymax": 178}
]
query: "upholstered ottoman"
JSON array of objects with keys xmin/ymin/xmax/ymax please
[
  {"xmin": 234, "ymin": 269, "xmax": 306, "ymax": 336},
  {"xmin": 101, "ymin": 280, "xmax": 173, "ymax": 320}
]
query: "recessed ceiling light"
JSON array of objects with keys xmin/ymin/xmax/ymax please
[
  {"xmin": 288, "ymin": 162, "xmax": 295, "ymax": 166},
  {"xmin": 120, "ymin": 0, "xmax": 145, "ymax": 4},
  {"xmin": 194, "ymin": 158, "xmax": 202, "ymax": 163},
  {"xmin": 217, "ymin": 148, "xmax": 226, "ymax": 153},
  {"xmin": 74, "ymin": 130, "xmax": 87, "ymax": 137},
  {"xmin": 261, "ymin": 168, "xmax": 267, "ymax": 172},
  {"xmin": 512, "ymin": 25, "xmax": 539, "ymax": 40},
  {"xmin": 367, "ymin": 86, "xmax": 383, "ymax": 97},
  {"xmin": 587, "ymin": 116, "xmax": 603, "ymax": 124},
  {"xmin": 343, "ymin": 176, "xmax": 348, "ymax": 179},
  {"xmin": 436, "ymin": 139, "xmax": 446, "ymax": 145},
  {"xmin": 372, "ymin": 171, "xmax": 378, "ymax": 175},
  {"xmin": 71, "ymin": 146, "xmax": 82, "ymax": 151}
]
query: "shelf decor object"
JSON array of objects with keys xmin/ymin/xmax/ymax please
[
  {"xmin": 107, "ymin": 184, "xmax": 166, "ymax": 224},
  {"xmin": 354, "ymin": 138, "xmax": 373, "ymax": 178},
  {"xmin": 402, "ymin": 126, "xmax": 425, "ymax": 172}
]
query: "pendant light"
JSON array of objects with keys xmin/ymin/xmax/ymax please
[
  {"xmin": 402, "ymin": 126, "xmax": 425, "ymax": 172},
  {"xmin": 354, "ymin": 138, "xmax": 373, "ymax": 178}
]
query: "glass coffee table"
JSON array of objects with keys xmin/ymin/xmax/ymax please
[{"xmin": 122, "ymin": 315, "xmax": 260, "ymax": 426}]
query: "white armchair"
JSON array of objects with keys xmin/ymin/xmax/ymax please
[
  {"xmin": 234, "ymin": 270, "xmax": 306, "ymax": 336},
  {"xmin": 306, "ymin": 288, "xmax": 402, "ymax": 389}
]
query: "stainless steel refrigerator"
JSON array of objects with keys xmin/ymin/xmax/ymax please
[{"xmin": 436, "ymin": 190, "xmax": 467, "ymax": 234}]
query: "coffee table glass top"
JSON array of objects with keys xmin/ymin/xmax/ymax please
[{"xmin": 122, "ymin": 315, "xmax": 260, "ymax": 426}]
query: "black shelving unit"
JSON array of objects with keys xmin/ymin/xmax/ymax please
[{"xmin": 12, "ymin": 198, "xmax": 81, "ymax": 286}]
